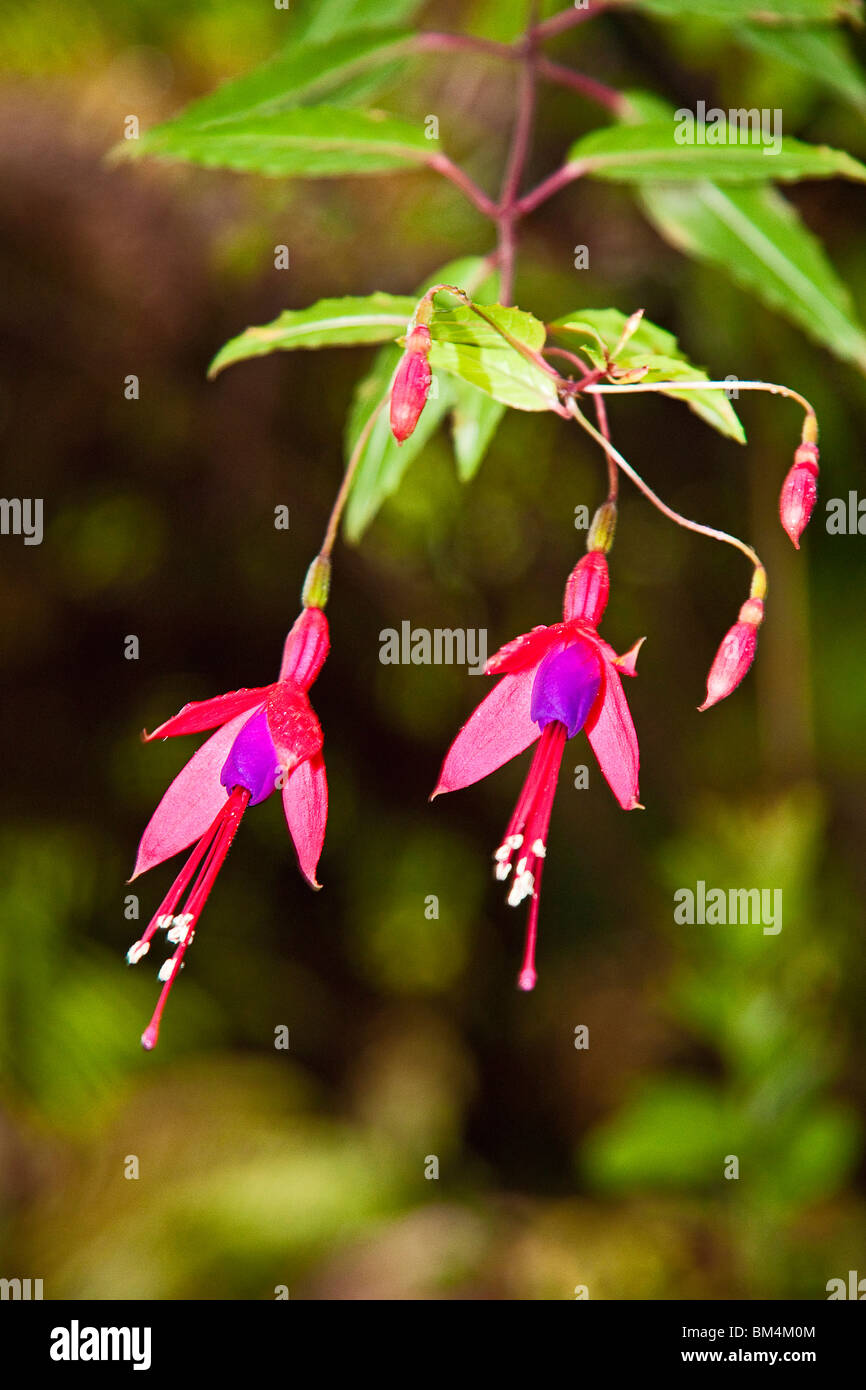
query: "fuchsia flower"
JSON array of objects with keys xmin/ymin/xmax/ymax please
[
  {"xmin": 433, "ymin": 551, "xmax": 642, "ymax": 990},
  {"xmin": 127, "ymin": 606, "xmax": 329, "ymax": 1050},
  {"xmin": 390, "ymin": 324, "xmax": 432, "ymax": 443},
  {"xmin": 779, "ymin": 440, "xmax": 820, "ymax": 549},
  {"xmin": 699, "ymin": 595, "xmax": 764, "ymax": 712}
]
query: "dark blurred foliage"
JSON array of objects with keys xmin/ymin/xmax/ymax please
[{"xmin": 0, "ymin": 0, "xmax": 865, "ymax": 1299}]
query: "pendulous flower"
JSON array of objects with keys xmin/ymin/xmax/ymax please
[
  {"xmin": 127, "ymin": 606, "xmax": 329, "ymax": 1050},
  {"xmin": 389, "ymin": 324, "xmax": 432, "ymax": 444},
  {"xmin": 699, "ymin": 586, "xmax": 764, "ymax": 712},
  {"xmin": 779, "ymin": 440, "xmax": 820, "ymax": 549},
  {"xmin": 433, "ymin": 551, "xmax": 642, "ymax": 990}
]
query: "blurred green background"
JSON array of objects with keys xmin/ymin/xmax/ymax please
[{"xmin": 1, "ymin": 0, "xmax": 865, "ymax": 1299}]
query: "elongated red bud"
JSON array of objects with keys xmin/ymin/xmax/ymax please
[
  {"xmin": 390, "ymin": 325, "xmax": 432, "ymax": 444},
  {"xmin": 699, "ymin": 595, "xmax": 764, "ymax": 711},
  {"xmin": 563, "ymin": 551, "xmax": 609, "ymax": 625},
  {"xmin": 779, "ymin": 441, "xmax": 819, "ymax": 549}
]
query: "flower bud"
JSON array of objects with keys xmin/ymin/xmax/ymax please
[
  {"xmin": 389, "ymin": 325, "xmax": 432, "ymax": 444},
  {"xmin": 563, "ymin": 551, "xmax": 609, "ymax": 626},
  {"xmin": 587, "ymin": 500, "xmax": 617, "ymax": 555},
  {"xmin": 699, "ymin": 596, "xmax": 764, "ymax": 711},
  {"xmin": 301, "ymin": 553, "xmax": 331, "ymax": 611},
  {"xmin": 779, "ymin": 441, "xmax": 819, "ymax": 549}
]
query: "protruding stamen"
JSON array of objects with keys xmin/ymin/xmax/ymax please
[
  {"xmin": 138, "ymin": 787, "xmax": 250, "ymax": 1052},
  {"xmin": 495, "ymin": 721, "xmax": 567, "ymax": 988},
  {"xmin": 507, "ymin": 869, "xmax": 534, "ymax": 907}
]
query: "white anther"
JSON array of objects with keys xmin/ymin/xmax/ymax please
[
  {"xmin": 514, "ymin": 856, "xmax": 527, "ymax": 877},
  {"xmin": 156, "ymin": 914, "xmax": 173, "ymax": 930},
  {"xmin": 506, "ymin": 834, "xmax": 523, "ymax": 850},
  {"xmin": 495, "ymin": 862, "xmax": 512, "ymax": 881},
  {"xmin": 158, "ymin": 958, "xmax": 179, "ymax": 983},
  {"xmin": 531, "ymin": 839, "xmax": 546, "ymax": 858},
  {"xmin": 126, "ymin": 940, "xmax": 149, "ymax": 965},
  {"xmin": 507, "ymin": 869, "xmax": 534, "ymax": 907}
]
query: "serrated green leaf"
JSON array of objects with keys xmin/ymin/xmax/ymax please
[
  {"xmin": 738, "ymin": 24, "xmax": 866, "ymax": 115},
  {"xmin": 568, "ymin": 120, "xmax": 866, "ymax": 184},
  {"xmin": 295, "ymin": 0, "xmax": 424, "ymax": 43},
  {"xmin": 208, "ymin": 294, "xmax": 417, "ymax": 377},
  {"xmin": 429, "ymin": 303, "xmax": 547, "ymax": 352},
  {"xmin": 119, "ymin": 105, "xmax": 432, "ymax": 179},
  {"xmin": 450, "ymin": 380, "xmax": 506, "ymax": 482},
  {"xmin": 145, "ymin": 31, "xmax": 412, "ymax": 133},
  {"xmin": 624, "ymin": 92, "xmax": 866, "ymax": 372},
  {"xmin": 427, "ymin": 302, "xmax": 557, "ymax": 412},
  {"xmin": 427, "ymin": 342, "xmax": 559, "ymax": 412},
  {"xmin": 551, "ymin": 308, "xmax": 745, "ymax": 442}
]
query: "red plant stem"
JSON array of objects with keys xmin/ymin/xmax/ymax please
[
  {"xmin": 593, "ymin": 391, "xmax": 617, "ymax": 504},
  {"xmin": 497, "ymin": 48, "xmax": 538, "ymax": 304},
  {"xmin": 513, "ymin": 160, "xmax": 586, "ymax": 219},
  {"xmin": 412, "ymin": 33, "xmax": 624, "ymax": 113},
  {"xmin": 426, "ymin": 153, "xmax": 498, "ymax": 220},
  {"xmin": 533, "ymin": 54, "xmax": 626, "ymax": 112},
  {"xmin": 531, "ymin": 3, "xmax": 611, "ymax": 42}
]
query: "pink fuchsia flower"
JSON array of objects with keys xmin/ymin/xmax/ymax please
[
  {"xmin": 127, "ymin": 606, "xmax": 329, "ymax": 1050},
  {"xmin": 390, "ymin": 324, "xmax": 432, "ymax": 444},
  {"xmin": 699, "ymin": 593, "xmax": 764, "ymax": 711},
  {"xmin": 779, "ymin": 440, "xmax": 819, "ymax": 549},
  {"xmin": 432, "ymin": 551, "xmax": 643, "ymax": 991}
]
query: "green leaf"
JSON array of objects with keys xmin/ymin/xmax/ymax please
[
  {"xmin": 568, "ymin": 120, "xmax": 866, "ymax": 184},
  {"xmin": 120, "ymin": 105, "xmax": 432, "ymax": 179},
  {"xmin": 141, "ymin": 31, "xmax": 412, "ymax": 133},
  {"xmin": 626, "ymin": 0, "xmax": 862, "ymax": 19},
  {"xmin": 738, "ymin": 24, "xmax": 866, "ymax": 115},
  {"xmin": 427, "ymin": 303, "xmax": 559, "ymax": 412},
  {"xmin": 208, "ymin": 294, "xmax": 417, "ymax": 377},
  {"xmin": 624, "ymin": 92, "xmax": 866, "ymax": 373},
  {"xmin": 430, "ymin": 303, "xmax": 546, "ymax": 352},
  {"xmin": 450, "ymin": 380, "xmax": 506, "ymax": 482},
  {"xmin": 295, "ymin": 0, "xmax": 424, "ymax": 43},
  {"xmin": 550, "ymin": 308, "xmax": 745, "ymax": 442}
]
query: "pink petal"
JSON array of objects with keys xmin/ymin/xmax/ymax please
[
  {"xmin": 283, "ymin": 751, "xmax": 328, "ymax": 889},
  {"xmin": 585, "ymin": 659, "xmax": 641, "ymax": 810},
  {"xmin": 486, "ymin": 624, "xmax": 564, "ymax": 676},
  {"xmin": 265, "ymin": 683, "xmax": 323, "ymax": 774},
  {"xmin": 432, "ymin": 666, "xmax": 541, "ymax": 797},
  {"xmin": 130, "ymin": 710, "xmax": 253, "ymax": 879},
  {"xmin": 612, "ymin": 636, "xmax": 645, "ymax": 677},
  {"xmin": 144, "ymin": 686, "xmax": 273, "ymax": 741}
]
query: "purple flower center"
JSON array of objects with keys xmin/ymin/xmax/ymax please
[
  {"xmin": 220, "ymin": 706, "xmax": 280, "ymax": 806},
  {"xmin": 530, "ymin": 640, "xmax": 601, "ymax": 738}
]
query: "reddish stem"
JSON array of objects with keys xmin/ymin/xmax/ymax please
[
  {"xmin": 426, "ymin": 153, "xmax": 498, "ymax": 220},
  {"xmin": 497, "ymin": 44, "xmax": 538, "ymax": 304},
  {"xmin": 513, "ymin": 161, "xmax": 586, "ymax": 219},
  {"xmin": 531, "ymin": 3, "xmax": 611, "ymax": 42},
  {"xmin": 534, "ymin": 55, "xmax": 626, "ymax": 113}
]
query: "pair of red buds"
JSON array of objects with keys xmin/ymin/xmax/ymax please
[{"xmin": 703, "ymin": 428, "xmax": 819, "ymax": 710}]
